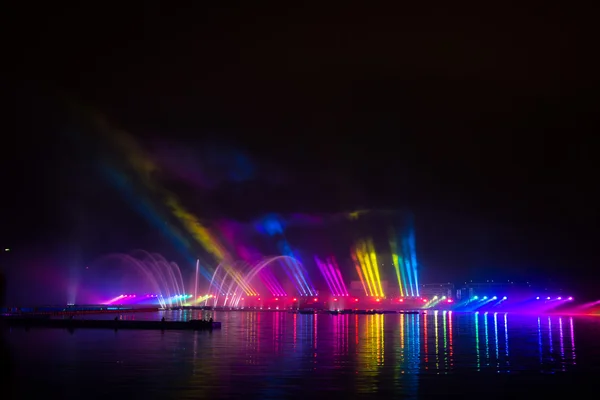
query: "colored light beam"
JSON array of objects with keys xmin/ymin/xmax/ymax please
[
  {"xmin": 267, "ymin": 269, "xmax": 287, "ymax": 296},
  {"xmin": 351, "ymin": 251, "xmax": 369, "ymax": 296},
  {"xmin": 103, "ymin": 294, "xmax": 125, "ymax": 305},
  {"xmin": 195, "ymin": 294, "xmax": 211, "ymax": 304},
  {"xmin": 401, "ymin": 237, "xmax": 415, "ymax": 297},
  {"xmin": 314, "ymin": 256, "xmax": 347, "ymax": 297},
  {"xmin": 389, "ymin": 232, "xmax": 406, "ymax": 297},
  {"xmin": 361, "ymin": 244, "xmax": 378, "ymax": 296},
  {"xmin": 406, "ymin": 227, "xmax": 420, "ymax": 296},
  {"xmin": 279, "ymin": 240, "xmax": 316, "ymax": 296},
  {"xmin": 329, "ymin": 257, "xmax": 349, "ymax": 296},
  {"xmin": 234, "ymin": 243, "xmax": 286, "ymax": 297},
  {"xmin": 366, "ymin": 240, "xmax": 384, "ymax": 297},
  {"xmin": 315, "ymin": 256, "xmax": 337, "ymax": 296},
  {"xmin": 258, "ymin": 269, "xmax": 279, "ymax": 296},
  {"xmin": 290, "ymin": 257, "xmax": 316, "ymax": 296},
  {"xmin": 325, "ymin": 257, "xmax": 344, "ymax": 296},
  {"xmin": 87, "ymin": 111, "xmax": 258, "ymax": 295},
  {"xmin": 352, "ymin": 244, "xmax": 374, "ymax": 296},
  {"xmin": 353, "ymin": 239, "xmax": 384, "ymax": 297},
  {"xmin": 99, "ymin": 164, "xmax": 204, "ymax": 275},
  {"xmin": 260, "ymin": 268, "xmax": 287, "ymax": 297},
  {"xmin": 390, "ymin": 224, "xmax": 420, "ymax": 298}
]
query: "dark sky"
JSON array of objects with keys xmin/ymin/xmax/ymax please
[{"xmin": 2, "ymin": 4, "xmax": 599, "ymax": 298}]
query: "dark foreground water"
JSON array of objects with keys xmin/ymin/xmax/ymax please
[{"xmin": 3, "ymin": 311, "xmax": 600, "ymax": 399}]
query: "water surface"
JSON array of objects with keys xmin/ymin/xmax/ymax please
[{"xmin": 4, "ymin": 311, "xmax": 600, "ymax": 399}]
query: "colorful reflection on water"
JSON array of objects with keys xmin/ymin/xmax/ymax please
[{"xmin": 4, "ymin": 311, "xmax": 592, "ymax": 399}]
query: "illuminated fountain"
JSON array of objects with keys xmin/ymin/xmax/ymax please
[
  {"xmin": 90, "ymin": 250, "xmax": 190, "ymax": 309},
  {"xmin": 206, "ymin": 256, "xmax": 317, "ymax": 308}
]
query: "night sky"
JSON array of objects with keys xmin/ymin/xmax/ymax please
[{"xmin": 2, "ymin": 4, "xmax": 598, "ymax": 302}]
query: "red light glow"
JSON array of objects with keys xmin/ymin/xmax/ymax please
[
  {"xmin": 275, "ymin": 298, "xmax": 279, "ymax": 301},
  {"xmin": 292, "ymin": 298, "xmax": 297, "ymax": 301},
  {"xmin": 313, "ymin": 298, "xmax": 318, "ymax": 302},
  {"xmin": 447, "ymin": 299, "xmax": 453, "ymax": 303},
  {"xmin": 423, "ymin": 299, "xmax": 428, "ymax": 302},
  {"xmin": 376, "ymin": 298, "xmax": 381, "ymax": 302},
  {"xmin": 399, "ymin": 299, "xmax": 404, "ymax": 302},
  {"xmin": 333, "ymin": 298, "xmax": 338, "ymax": 301},
  {"xmin": 354, "ymin": 298, "xmax": 359, "ymax": 302}
]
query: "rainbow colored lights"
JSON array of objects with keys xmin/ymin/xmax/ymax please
[
  {"xmin": 95, "ymin": 253, "xmax": 576, "ymax": 311},
  {"xmin": 83, "ymin": 109, "xmax": 419, "ymax": 306},
  {"xmin": 75, "ymin": 108, "xmax": 584, "ymax": 318}
]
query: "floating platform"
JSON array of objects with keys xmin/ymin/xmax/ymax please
[
  {"xmin": 0, "ymin": 317, "xmax": 221, "ymax": 331},
  {"xmin": 1, "ymin": 306, "xmax": 160, "ymax": 317}
]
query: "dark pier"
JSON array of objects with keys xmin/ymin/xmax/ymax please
[{"xmin": 1, "ymin": 317, "xmax": 221, "ymax": 331}]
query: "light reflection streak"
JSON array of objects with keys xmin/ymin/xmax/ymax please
[
  {"xmin": 504, "ymin": 313, "xmax": 510, "ymax": 370},
  {"xmin": 334, "ymin": 314, "xmax": 349, "ymax": 356},
  {"xmin": 536, "ymin": 316, "xmax": 578, "ymax": 371},
  {"xmin": 434, "ymin": 311, "xmax": 440, "ymax": 370},
  {"xmin": 484, "ymin": 312, "xmax": 490, "ymax": 366},
  {"xmin": 313, "ymin": 315, "xmax": 318, "ymax": 365},
  {"xmin": 559, "ymin": 317, "xmax": 565, "ymax": 371},
  {"xmin": 400, "ymin": 313, "xmax": 406, "ymax": 373},
  {"xmin": 245, "ymin": 312, "xmax": 259, "ymax": 365},
  {"xmin": 293, "ymin": 313, "xmax": 297, "ymax": 349},
  {"xmin": 395, "ymin": 313, "xmax": 420, "ymax": 378},
  {"xmin": 569, "ymin": 317, "xmax": 576, "ymax": 364},
  {"xmin": 394, "ymin": 314, "xmax": 420, "ymax": 397},
  {"xmin": 345, "ymin": 314, "xmax": 349, "ymax": 355},
  {"xmin": 273, "ymin": 313, "xmax": 280, "ymax": 353},
  {"xmin": 415, "ymin": 313, "xmax": 421, "ymax": 371},
  {"xmin": 358, "ymin": 315, "xmax": 384, "ymax": 394},
  {"xmin": 405, "ymin": 314, "xmax": 411, "ymax": 369},
  {"xmin": 257, "ymin": 312, "xmax": 261, "ymax": 355},
  {"xmin": 442, "ymin": 311, "xmax": 448, "ymax": 371},
  {"xmin": 537, "ymin": 317, "xmax": 543, "ymax": 366},
  {"xmin": 400, "ymin": 313, "xmax": 405, "ymax": 351},
  {"xmin": 494, "ymin": 313, "xmax": 499, "ymax": 369},
  {"xmin": 395, "ymin": 314, "xmax": 404, "ymax": 383},
  {"xmin": 423, "ymin": 313, "xmax": 428, "ymax": 368},
  {"xmin": 474, "ymin": 313, "xmax": 480, "ymax": 371},
  {"xmin": 448, "ymin": 311, "xmax": 453, "ymax": 368},
  {"xmin": 301, "ymin": 314, "xmax": 313, "ymax": 346},
  {"xmin": 355, "ymin": 315, "xmax": 359, "ymax": 347},
  {"xmin": 548, "ymin": 317, "xmax": 553, "ymax": 356},
  {"xmin": 377, "ymin": 314, "xmax": 384, "ymax": 366},
  {"xmin": 333, "ymin": 312, "xmax": 339, "ymax": 351}
]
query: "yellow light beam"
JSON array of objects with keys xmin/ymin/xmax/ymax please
[
  {"xmin": 351, "ymin": 251, "xmax": 369, "ymax": 296},
  {"xmin": 358, "ymin": 246, "xmax": 376, "ymax": 296},
  {"xmin": 360, "ymin": 241, "xmax": 379, "ymax": 297}
]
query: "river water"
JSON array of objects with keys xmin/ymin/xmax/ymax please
[{"xmin": 3, "ymin": 311, "xmax": 600, "ymax": 399}]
